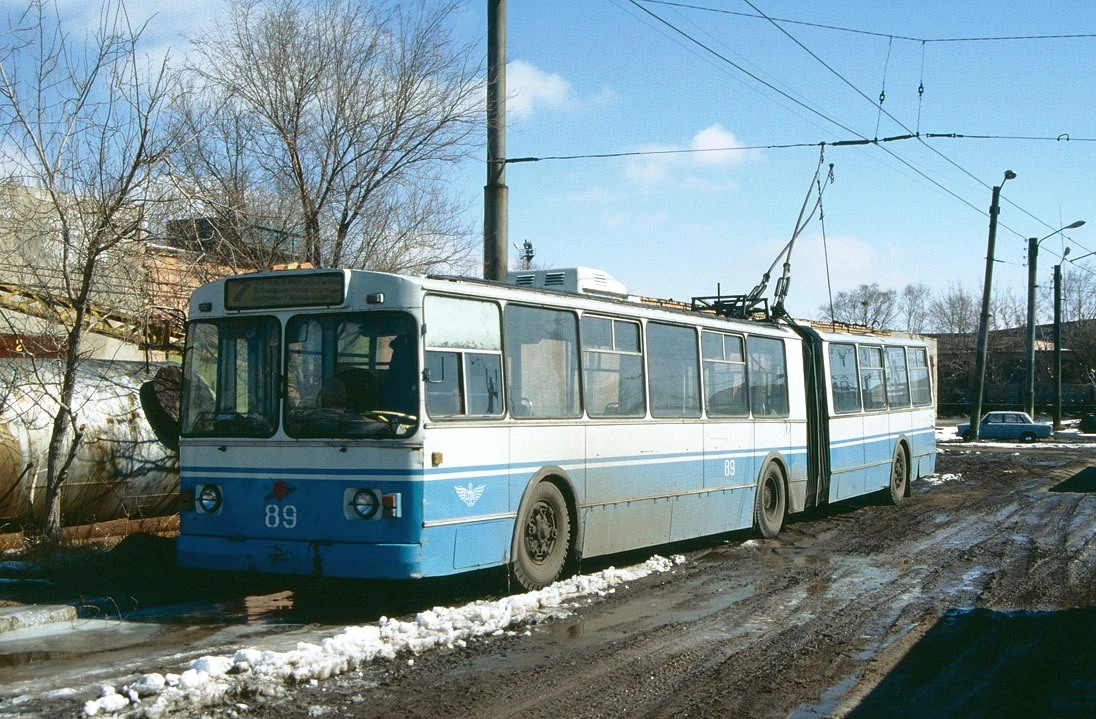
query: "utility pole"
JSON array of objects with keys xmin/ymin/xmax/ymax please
[
  {"xmin": 1025, "ymin": 237, "xmax": 1038, "ymax": 417},
  {"xmin": 1054, "ymin": 261, "xmax": 1064, "ymax": 429},
  {"xmin": 970, "ymin": 171, "xmax": 1015, "ymax": 439},
  {"xmin": 1025, "ymin": 221, "xmax": 1083, "ymax": 419},
  {"xmin": 483, "ymin": 0, "xmax": 508, "ymax": 281}
]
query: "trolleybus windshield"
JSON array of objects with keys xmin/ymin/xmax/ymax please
[
  {"xmin": 181, "ymin": 316, "xmax": 281, "ymax": 437},
  {"xmin": 284, "ymin": 311, "xmax": 419, "ymax": 438}
]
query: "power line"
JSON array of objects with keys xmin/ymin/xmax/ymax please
[
  {"xmin": 738, "ymin": 0, "xmax": 1068, "ymax": 240},
  {"xmin": 623, "ymin": 1, "xmax": 866, "ymax": 142},
  {"xmin": 926, "ymin": 133, "xmax": 1096, "ymax": 143},
  {"xmin": 639, "ymin": 1, "xmax": 1096, "ymax": 43},
  {"xmin": 505, "ymin": 130, "xmax": 1096, "ymax": 163},
  {"xmin": 642, "ymin": 0, "xmax": 1088, "ymax": 239},
  {"xmin": 625, "ymin": 1, "xmax": 995, "ymax": 225}
]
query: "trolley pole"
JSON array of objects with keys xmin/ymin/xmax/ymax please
[
  {"xmin": 483, "ymin": 0, "xmax": 508, "ymax": 282},
  {"xmin": 970, "ymin": 171, "xmax": 1015, "ymax": 439}
]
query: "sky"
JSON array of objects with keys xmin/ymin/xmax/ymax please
[
  {"xmin": 447, "ymin": 0, "xmax": 1096, "ymax": 322},
  {"xmin": 8, "ymin": 0, "xmax": 1096, "ymax": 324}
]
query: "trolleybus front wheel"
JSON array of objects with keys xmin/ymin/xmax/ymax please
[
  {"xmin": 754, "ymin": 463, "xmax": 786, "ymax": 539},
  {"xmin": 512, "ymin": 481, "xmax": 572, "ymax": 591}
]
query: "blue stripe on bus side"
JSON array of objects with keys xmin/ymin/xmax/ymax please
[{"xmin": 185, "ymin": 465, "xmax": 423, "ymax": 476}]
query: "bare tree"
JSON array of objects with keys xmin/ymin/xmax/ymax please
[
  {"xmin": 990, "ymin": 286, "xmax": 1027, "ymax": 333},
  {"xmin": 819, "ymin": 283, "xmax": 899, "ymax": 329},
  {"xmin": 900, "ymin": 283, "xmax": 932, "ymax": 334},
  {"xmin": 0, "ymin": 0, "xmax": 178, "ymax": 540},
  {"xmin": 177, "ymin": 0, "xmax": 481, "ymax": 273},
  {"xmin": 927, "ymin": 284, "xmax": 980, "ymax": 335},
  {"xmin": 1052, "ymin": 266, "xmax": 1096, "ymax": 323}
]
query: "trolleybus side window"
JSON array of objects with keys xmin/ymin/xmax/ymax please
[
  {"xmin": 284, "ymin": 312, "xmax": 418, "ymax": 438},
  {"xmin": 885, "ymin": 346, "xmax": 911, "ymax": 408},
  {"xmin": 858, "ymin": 345, "xmax": 886, "ymax": 411},
  {"xmin": 907, "ymin": 347, "xmax": 933, "ymax": 406},
  {"xmin": 747, "ymin": 335, "xmax": 789, "ymax": 417},
  {"xmin": 829, "ymin": 342, "xmax": 862, "ymax": 414},
  {"xmin": 582, "ymin": 316, "xmax": 645, "ymax": 417},
  {"xmin": 647, "ymin": 322, "xmax": 700, "ymax": 418},
  {"xmin": 181, "ymin": 317, "xmax": 280, "ymax": 437},
  {"xmin": 424, "ymin": 296, "xmax": 504, "ymax": 418},
  {"xmin": 503, "ymin": 304, "xmax": 581, "ymax": 418},
  {"xmin": 701, "ymin": 330, "xmax": 748, "ymax": 417}
]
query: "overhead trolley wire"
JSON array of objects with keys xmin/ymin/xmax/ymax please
[
  {"xmin": 737, "ymin": 0, "xmax": 1070, "ymax": 239},
  {"xmin": 503, "ymin": 131, "xmax": 1096, "ymax": 164},
  {"xmin": 633, "ymin": 0, "xmax": 1092, "ymax": 238},
  {"xmin": 638, "ymin": 1, "xmax": 1096, "ymax": 43},
  {"xmin": 625, "ymin": 1, "xmax": 993, "ymax": 223}
]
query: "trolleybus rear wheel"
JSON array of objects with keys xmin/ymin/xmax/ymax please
[
  {"xmin": 512, "ymin": 482, "xmax": 571, "ymax": 591},
  {"xmin": 885, "ymin": 444, "xmax": 909, "ymax": 505},
  {"xmin": 754, "ymin": 463, "xmax": 786, "ymax": 539}
]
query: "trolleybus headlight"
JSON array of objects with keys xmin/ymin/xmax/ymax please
[
  {"xmin": 350, "ymin": 489, "xmax": 380, "ymax": 520},
  {"xmin": 196, "ymin": 484, "xmax": 223, "ymax": 514}
]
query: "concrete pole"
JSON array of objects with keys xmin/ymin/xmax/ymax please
[
  {"xmin": 1054, "ymin": 262, "xmax": 1063, "ymax": 429},
  {"xmin": 483, "ymin": 0, "xmax": 508, "ymax": 282},
  {"xmin": 970, "ymin": 171, "xmax": 1014, "ymax": 438},
  {"xmin": 1025, "ymin": 237, "xmax": 1038, "ymax": 417}
]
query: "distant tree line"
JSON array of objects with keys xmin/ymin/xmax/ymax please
[{"xmin": 815, "ymin": 275, "xmax": 1096, "ymax": 335}]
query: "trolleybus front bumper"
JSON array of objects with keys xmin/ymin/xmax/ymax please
[{"xmin": 177, "ymin": 534, "xmax": 425, "ymax": 579}]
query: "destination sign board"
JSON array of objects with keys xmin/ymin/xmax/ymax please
[{"xmin": 224, "ymin": 272, "xmax": 346, "ymax": 310}]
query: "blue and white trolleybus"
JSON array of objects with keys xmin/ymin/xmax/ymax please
[{"xmin": 174, "ymin": 267, "xmax": 936, "ymax": 590}]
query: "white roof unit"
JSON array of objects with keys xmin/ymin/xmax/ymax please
[{"xmin": 506, "ymin": 267, "xmax": 628, "ymax": 298}]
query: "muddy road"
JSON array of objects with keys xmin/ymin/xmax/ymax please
[
  {"xmin": 3, "ymin": 444, "xmax": 1094, "ymax": 718},
  {"xmin": 225, "ymin": 445, "xmax": 1096, "ymax": 719}
]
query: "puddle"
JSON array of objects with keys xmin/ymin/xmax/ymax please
[
  {"xmin": 0, "ymin": 619, "xmax": 207, "ymax": 677},
  {"xmin": 0, "ymin": 648, "xmax": 78, "ymax": 668},
  {"xmin": 546, "ymin": 580, "xmax": 759, "ymax": 641}
]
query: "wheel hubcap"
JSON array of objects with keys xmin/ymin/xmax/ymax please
[
  {"xmin": 763, "ymin": 477, "xmax": 778, "ymax": 516},
  {"xmin": 893, "ymin": 457, "xmax": 906, "ymax": 490},
  {"xmin": 525, "ymin": 501, "xmax": 558, "ymax": 562}
]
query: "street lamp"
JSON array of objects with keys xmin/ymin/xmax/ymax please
[
  {"xmin": 970, "ymin": 170, "xmax": 1016, "ymax": 440},
  {"xmin": 1026, "ymin": 219, "xmax": 1085, "ymax": 418}
]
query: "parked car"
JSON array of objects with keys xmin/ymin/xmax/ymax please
[
  {"xmin": 956, "ymin": 411, "xmax": 1054, "ymax": 442},
  {"xmin": 1080, "ymin": 414, "xmax": 1096, "ymax": 434}
]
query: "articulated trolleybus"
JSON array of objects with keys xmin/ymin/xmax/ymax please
[{"xmin": 177, "ymin": 267, "xmax": 936, "ymax": 590}]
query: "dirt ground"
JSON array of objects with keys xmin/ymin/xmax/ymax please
[{"xmin": 220, "ymin": 445, "xmax": 1096, "ymax": 719}]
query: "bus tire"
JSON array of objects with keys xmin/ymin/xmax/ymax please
[
  {"xmin": 754, "ymin": 462, "xmax": 786, "ymax": 539},
  {"xmin": 886, "ymin": 444, "xmax": 909, "ymax": 505},
  {"xmin": 512, "ymin": 481, "xmax": 572, "ymax": 591}
]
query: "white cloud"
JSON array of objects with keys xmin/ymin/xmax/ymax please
[
  {"xmin": 506, "ymin": 60, "xmax": 576, "ymax": 120},
  {"xmin": 622, "ymin": 124, "xmax": 755, "ymax": 188},
  {"xmin": 768, "ymin": 232, "xmax": 917, "ymax": 318},
  {"xmin": 690, "ymin": 124, "xmax": 751, "ymax": 165},
  {"xmin": 505, "ymin": 60, "xmax": 617, "ymax": 121}
]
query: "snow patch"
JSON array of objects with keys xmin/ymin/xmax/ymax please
[{"xmin": 80, "ymin": 555, "xmax": 681, "ymax": 717}]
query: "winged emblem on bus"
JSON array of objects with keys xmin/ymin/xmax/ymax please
[{"xmin": 455, "ymin": 482, "xmax": 486, "ymax": 507}]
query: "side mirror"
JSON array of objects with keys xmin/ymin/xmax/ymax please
[{"xmin": 140, "ymin": 365, "xmax": 182, "ymax": 452}]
